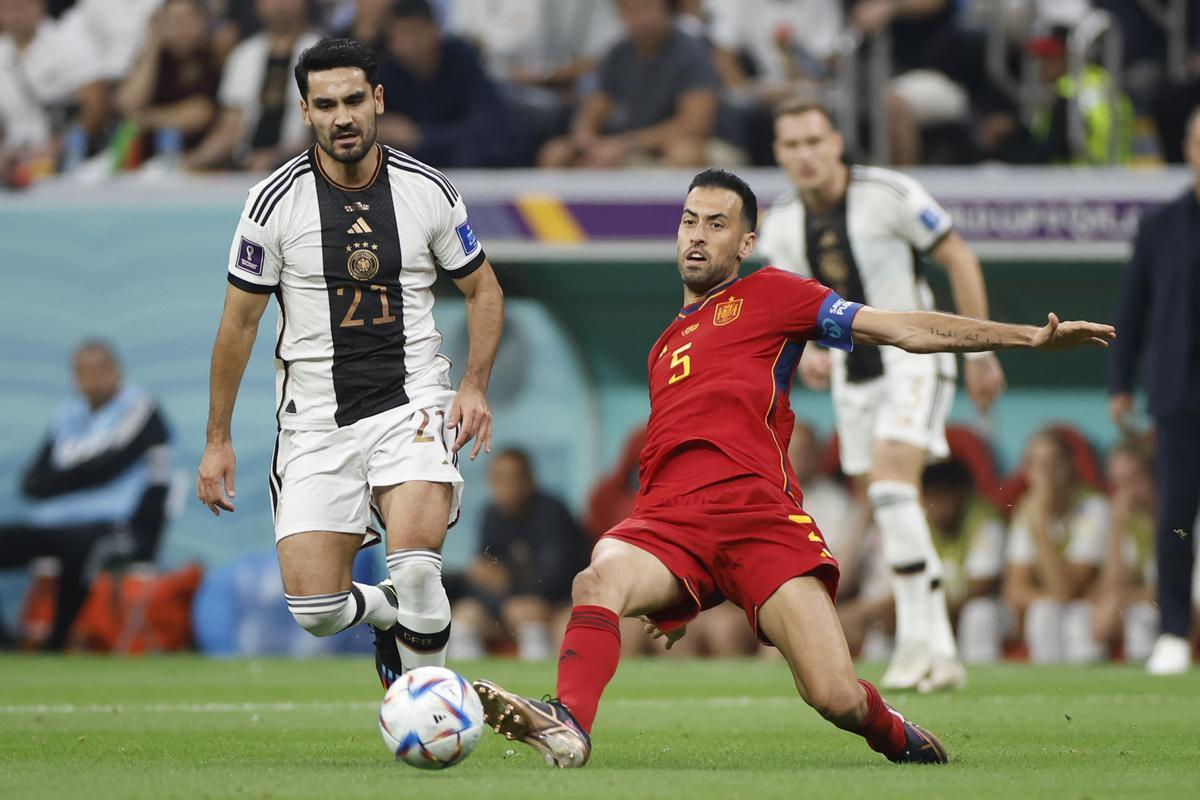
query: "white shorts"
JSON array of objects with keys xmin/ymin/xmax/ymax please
[
  {"xmin": 832, "ymin": 352, "xmax": 955, "ymax": 477},
  {"xmin": 270, "ymin": 389, "xmax": 463, "ymax": 543}
]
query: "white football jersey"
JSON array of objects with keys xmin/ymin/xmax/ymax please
[
  {"xmin": 226, "ymin": 145, "xmax": 486, "ymax": 431},
  {"xmin": 759, "ymin": 165, "xmax": 955, "ymax": 382}
]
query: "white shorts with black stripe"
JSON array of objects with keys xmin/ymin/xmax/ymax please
[
  {"xmin": 831, "ymin": 351, "xmax": 956, "ymax": 477},
  {"xmin": 269, "ymin": 387, "xmax": 463, "ymax": 543}
]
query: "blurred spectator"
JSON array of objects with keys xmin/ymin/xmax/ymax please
[
  {"xmin": 184, "ymin": 0, "xmax": 319, "ymax": 171},
  {"xmin": 922, "ymin": 459, "xmax": 1007, "ymax": 664},
  {"xmin": 1090, "ymin": 437, "xmax": 1158, "ymax": 664},
  {"xmin": 1109, "ymin": 108, "xmax": 1200, "ymax": 674},
  {"xmin": 0, "ymin": 341, "xmax": 171, "ymax": 650},
  {"xmin": 447, "ymin": 449, "xmax": 588, "ymax": 660},
  {"xmin": 57, "ymin": 0, "xmax": 164, "ymax": 80},
  {"xmin": 0, "ymin": 0, "xmax": 109, "ymax": 182},
  {"xmin": 375, "ymin": 0, "xmax": 524, "ymax": 167},
  {"xmin": 707, "ymin": 0, "xmax": 841, "ymax": 106},
  {"xmin": 446, "ymin": 0, "xmax": 619, "ymax": 92},
  {"xmin": 537, "ymin": 0, "xmax": 729, "ymax": 168},
  {"xmin": 114, "ymin": 0, "xmax": 221, "ymax": 164},
  {"xmin": 1002, "ymin": 429, "xmax": 1110, "ymax": 664},
  {"xmin": 1026, "ymin": 24, "xmax": 1132, "ymax": 165}
]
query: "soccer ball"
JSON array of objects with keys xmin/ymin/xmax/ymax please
[{"xmin": 378, "ymin": 666, "xmax": 485, "ymax": 769}]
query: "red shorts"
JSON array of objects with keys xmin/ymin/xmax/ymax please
[{"xmin": 602, "ymin": 475, "xmax": 840, "ymax": 646}]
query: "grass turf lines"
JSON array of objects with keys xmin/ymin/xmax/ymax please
[{"xmin": 1, "ymin": 656, "xmax": 1196, "ymax": 799}]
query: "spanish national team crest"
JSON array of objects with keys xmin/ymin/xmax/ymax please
[
  {"xmin": 346, "ymin": 241, "xmax": 380, "ymax": 281},
  {"xmin": 713, "ymin": 296, "xmax": 742, "ymax": 326}
]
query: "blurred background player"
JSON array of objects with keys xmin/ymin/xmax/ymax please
[
  {"xmin": 759, "ymin": 98, "xmax": 1006, "ymax": 691},
  {"xmin": 0, "ymin": 340, "xmax": 171, "ymax": 650},
  {"xmin": 447, "ymin": 448, "xmax": 588, "ymax": 660},
  {"xmin": 1109, "ymin": 106, "xmax": 1200, "ymax": 675},
  {"xmin": 195, "ymin": 38, "xmax": 503, "ymax": 687},
  {"xmin": 1001, "ymin": 429, "xmax": 1110, "ymax": 664}
]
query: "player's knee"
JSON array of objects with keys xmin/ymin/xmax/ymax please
[
  {"xmin": 286, "ymin": 592, "xmax": 357, "ymax": 637},
  {"xmin": 387, "ymin": 550, "xmax": 445, "ymax": 614},
  {"xmin": 570, "ymin": 567, "xmax": 615, "ymax": 608}
]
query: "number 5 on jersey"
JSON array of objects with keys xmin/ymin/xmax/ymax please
[{"xmin": 668, "ymin": 342, "xmax": 693, "ymax": 385}]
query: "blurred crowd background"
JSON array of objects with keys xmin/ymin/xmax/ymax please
[
  {"xmin": 3, "ymin": 0, "xmax": 1200, "ymax": 187},
  {"xmin": 1, "ymin": 0, "xmax": 1198, "ymax": 669}
]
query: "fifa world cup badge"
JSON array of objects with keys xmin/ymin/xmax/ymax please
[{"xmin": 713, "ymin": 296, "xmax": 743, "ymax": 326}]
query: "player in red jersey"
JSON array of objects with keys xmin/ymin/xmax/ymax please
[{"xmin": 473, "ymin": 169, "xmax": 1116, "ymax": 768}]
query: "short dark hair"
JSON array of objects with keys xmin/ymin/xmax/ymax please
[
  {"xmin": 774, "ymin": 97, "xmax": 837, "ymax": 128},
  {"xmin": 492, "ymin": 448, "xmax": 533, "ymax": 478},
  {"xmin": 294, "ymin": 38, "xmax": 379, "ymax": 99},
  {"xmin": 392, "ymin": 0, "xmax": 435, "ymax": 20},
  {"xmin": 686, "ymin": 168, "xmax": 758, "ymax": 232},
  {"xmin": 74, "ymin": 338, "xmax": 118, "ymax": 364}
]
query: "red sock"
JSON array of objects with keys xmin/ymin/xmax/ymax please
[
  {"xmin": 854, "ymin": 679, "xmax": 906, "ymax": 758},
  {"xmin": 555, "ymin": 605, "xmax": 621, "ymax": 733}
]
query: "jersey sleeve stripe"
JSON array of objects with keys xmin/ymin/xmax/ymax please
[
  {"xmin": 249, "ymin": 154, "xmax": 308, "ymax": 222},
  {"xmin": 257, "ymin": 166, "xmax": 313, "ymax": 225},
  {"xmin": 386, "ymin": 159, "xmax": 457, "ymax": 206},
  {"xmin": 385, "ymin": 147, "xmax": 459, "ymax": 203},
  {"xmin": 922, "ymin": 224, "xmax": 954, "ymax": 254},
  {"xmin": 437, "ymin": 248, "xmax": 486, "ymax": 279},
  {"xmin": 227, "ymin": 272, "xmax": 277, "ymax": 294}
]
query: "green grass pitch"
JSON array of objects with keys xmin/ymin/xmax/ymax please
[{"xmin": 1, "ymin": 655, "xmax": 1197, "ymax": 799}]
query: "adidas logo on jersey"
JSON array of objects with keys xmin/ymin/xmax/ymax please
[{"xmin": 347, "ymin": 217, "xmax": 373, "ymax": 234}]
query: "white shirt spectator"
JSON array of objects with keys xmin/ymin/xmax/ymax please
[
  {"xmin": 59, "ymin": 0, "xmax": 164, "ymax": 79},
  {"xmin": 706, "ymin": 0, "xmax": 842, "ymax": 83},
  {"xmin": 218, "ymin": 30, "xmax": 321, "ymax": 161},
  {"xmin": 446, "ymin": 0, "xmax": 620, "ymax": 81},
  {"xmin": 1006, "ymin": 493, "xmax": 1111, "ymax": 567},
  {"xmin": 0, "ymin": 19, "xmax": 104, "ymax": 149}
]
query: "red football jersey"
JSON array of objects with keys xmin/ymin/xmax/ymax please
[{"xmin": 637, "ymin": 267, "xmax": 862, "ymax": 504}]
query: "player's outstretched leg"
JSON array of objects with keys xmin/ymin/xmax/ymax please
[
  {"xmin": 473, "ymin": 538, "xmax": 687, "ymax": 768},
  {"xmin": 758, "ymin": 574, "xmax": 949, "ymax": 764}
]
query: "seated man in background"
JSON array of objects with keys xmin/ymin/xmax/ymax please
[
  {"xmin": 922, "ymin": 459, "xmax": 1007, "ymax": 664},
  {"xmin": 1090, "ymin": 436, "xmax": 1158, "ymax": 663},
  {"xmin": 448, "ymin": 449, "xmax": 588, "ymax": 660},
  {"xmin": 0, "ymin": 340, "xmax": 171, "ymax": 650},
  {"xmin": 537, "ymin": 0, "xmax": 726, "ymax": 168},
  {"xmin": 1002, "ymin": 429, "xmax": 1110, "ymax": 663},
  {"xmin": 115, "ymin": 0, "xmax": 222, "ymax": 166},
  {"xmin": 376, "ymin": 0, "xmax": 525, "ymax": 167},
  {"xmin": 184, "ymin": 0, "xmax": 319, "ymax": 171}
]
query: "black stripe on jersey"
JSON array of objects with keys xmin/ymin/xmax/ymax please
[
  {"xmin": 273, "ymin": 284, "xmax": 291, "ymax": 426},
  {"xmin": 803, "ymin": 197, "xmax": 884, "ymax": 382},
  {"xmin": 227, "ymin": 273, "xmax": 276, "ymax": 294},
  {"xmin": 313, "ymin": 157, "xmax": 410, "ymax": 427},
  {"xmin": 259, "ymin": 166, "xmax": 314, "ymax": 225},
  {"xmin": 249, "ymin": 153, "xmax": 306, "ymax": 221},
  {"xmin": 268, "ymin": 436, "xmax": 282, "ymax": 518},
  {"xmin": 440, "ymin": 249, "xmax": 486, "ymax": 279},
  {"xmin": 384, "ymin": 150, "xmax": 458, "ymax": 206},
  {"xmin": 385, "ymin": 146, "xmax": 458, "ymax": 202}
]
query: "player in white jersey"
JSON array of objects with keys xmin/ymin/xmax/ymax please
[
  {"xmin": 196, "ymin": 39, "xmax": 504, "ymax": 688},
  {"xmin": 759, "ymin": 100, "xmax": 1006, "ymax": 692}
]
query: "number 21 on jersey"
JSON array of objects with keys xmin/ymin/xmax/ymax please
[{"xmin": 668, "ymin": 342, "xmax": 692, "ymax": 385}]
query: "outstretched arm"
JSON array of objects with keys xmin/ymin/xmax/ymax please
[
  {"xmin": 450, "ymin": 260, "xmax": 504, "ymax": 460},
  {"xmin": 850, "ymin": 306, "xmax": 1115, "ymax": 354}
]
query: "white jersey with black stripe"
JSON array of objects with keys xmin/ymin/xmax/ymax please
[
  {"xmin": 225, "ymin": 145, "xmax": 486, "ymax": 431},
  {"xmin": 759, "ymin": 164, "xmax": 956, "ymax": 379}
]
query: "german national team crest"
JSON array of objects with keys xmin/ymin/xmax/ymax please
[
  {"xmin": 713, "ymin": 296, "xmax": 742, "ymax": 326},
  {"xmin": 346, "ymin": 241, "xmax": 380, "ymax": 280}
]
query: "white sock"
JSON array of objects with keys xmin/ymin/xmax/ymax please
[
  {"xmin": 285, "ymin": 590, "xmax": 361, "ymax": 637},
  {"xmin": 925, "ymin": 551, "xmax": 960, "ymax": 660},
  {"xmin": 958, "ymin": 596, "xmax": 1004, "ymax": 663},
  {"xmin": 447, "ymin": 624, "xmax": 486, "ymax": 660},
  {"xmin": 354, "ymin": 581, "xmax": 398, "ymax": 630},
  {"xmin": 1062, "ymin": 600, "xmax": 1103, "ymax": 664},
  {"xmin": 1026, "ymin": 598, "xmax": 1064, "ymax": 663},
  {"xmin": 516, "ymin": 622, "xmax": 551, "ymax": 660},
  {"xmin": 869, "ymin": 480, "xmax": 933, "ymax": 647},
  {"xmin": 1124, "ymin": 602, "xmax": 1158, "ymax": 662},
  {"xmin": 387, "ymin": 549, "xmax": 451, "ymax": 670}
]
